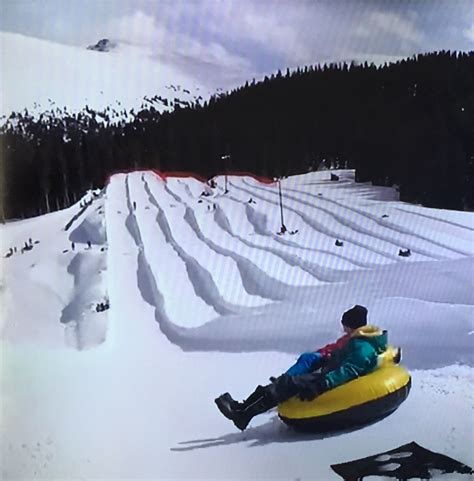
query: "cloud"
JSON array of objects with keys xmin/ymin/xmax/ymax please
[
  {"xmin": 201, "ymin": 1, "xmax": 321, "ymax": 65},
  {"xmin": 355, "ymin": 11, "xmax": 423, "ymax": 47},
  {"xmin": 463, "ymin": 24, "xmax": 474, "ymax": 42},
  {"xmin": 103, "ymin": 8, "xmax": 255, "ymax": 89},
  {"xmin": 105, "ymin": 10, "xmax": 165, "ymax": 47},
  {"xmin": 25, "ymin": 1, "xmax": 467, "ymax": 91}
]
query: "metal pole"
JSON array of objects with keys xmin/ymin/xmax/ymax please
[
  {"xmin": 278, "ymin": 179, "xmax": 285, "ymax": 229},
  {"xmin": 221, "ymin": 154, "xmax": 230, "ymax": 193}
]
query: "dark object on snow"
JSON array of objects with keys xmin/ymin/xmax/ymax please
[
  {"xmin": 382, "ymin": 214, "xmax": 389, "ymax": 218},
  {"xmin": 34, "ymin": 241, "xmax": 39, "ymax": 245},
  {"xmin": 5, "ymin": 249, "xmax": 13, "ymax": 258},
  {"xmin": 331, "ymin": 173, "xmax": 339, "ymax": 181},
  {"xmin": 318, "ymin": 193, "xmax": 323, "ymax": 197},
  {"xmin": 335, "ymin": 239, "xmax": 344, "ymax": 247},
  {"xmin": 330, "ymin": 441, "xmax": 473, "ymax": 480},
  {"xmin": 289, "ymin": 229, "xmax": 299, "ymax": 235},
  {"xmin": 96, "ymin": 301, "xmax": 110, "ymax": 313},
  {"xmin": 71, "ymin": 242, "xmax": 75, "ymax": 251},
  {"xmin": 87, "ymin": 38, "xmax": 116, "ymax": 52},
  {"xmin": 133, "ymin": 201, "xmax": 137, "ymax": 210},
  {"xmin": 100, "ymin": 247, "xmax": 106, "ymax": 252},
  {"xmin": 62, "ymin": 249, "xmax": 68, "ymax": 254},
  {"xmin": 87, "ymin": 241, "xmax": 92, "ymax": 249},
  {"xmin": 399, "ymin": 248, "xmax": 411, "ymax": 257},
  {"xmin": 277, "ymin": 225, "xmax": 288, "ymax": 235},
  {"xmin": 198, "ymin": 199, "xmax": 203, "ymax": 203}
]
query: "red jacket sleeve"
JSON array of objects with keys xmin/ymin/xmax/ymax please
[{"xmin": 317, "ymin": 334, "xmax": 351, "ymax": 358}]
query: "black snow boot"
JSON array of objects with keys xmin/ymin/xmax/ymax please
[
  {"xmin": 227, "ymin": 388, "xmax": 277, "ymax": 431},
  {"xmin": 214, "ymin": 385, "xmax": 268, "ymax": 420},
  {"xmin": 215, "ymin": 376, "xmax": 297, "ymax": 431},
  {"xmin": 215, "ymin": 392, "xmax": 242, "ymax": 420}
]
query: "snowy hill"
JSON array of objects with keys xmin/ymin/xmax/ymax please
[
  {"xmin": 0, "ymin": 32, "xmax": 209, "ymax": 120},
  {"xmin": 1, "ymin": 170, "xmax": 473, "ymax": 479}
]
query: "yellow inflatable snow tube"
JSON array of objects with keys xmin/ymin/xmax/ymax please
[{"xmin": 278, "ymin": 346, "xmax": 411, "ymax": 431}]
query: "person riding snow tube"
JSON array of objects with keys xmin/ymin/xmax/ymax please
[
  {"xmin": 277, "ymin": 345, "xmax": 411, "ymax": 432},
  {"xmin": 215, "ymin": 306, "xmax": 410, "ymax": 432}
]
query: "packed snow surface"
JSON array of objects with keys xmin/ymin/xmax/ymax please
[{"xmin": 1, "ymin": 169, "xmax": 473, "ymax": 480}]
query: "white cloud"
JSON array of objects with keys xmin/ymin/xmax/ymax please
[
  {"xmin": 366, "ymin": 11, "xmax": 423, "ymax": 45},
  {"xmin": 463, "ymin": 24, "xmax": 474, "ymax": 42},
  {"xmin": 103, "ymin": 9, "xmax": 255, "ymax": 89},
  {"xmin": 105, "ymin": 10, "xmax": 166, "ymax": 47},
  {"xmin": 203, "ymin": 1, "xmax": 318, "ymax": 65},
  {"xmin": 79, "ymin": 2, "xmax": 465, "ymax": 90}
]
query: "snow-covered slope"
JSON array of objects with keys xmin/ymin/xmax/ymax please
[
  {"xmin": 1, "ymin": 170, "xmax": 473, "ymax": 480},
  {"xmin": 0, "ymin": 32, "xmax": 209, "ymax": 119}
]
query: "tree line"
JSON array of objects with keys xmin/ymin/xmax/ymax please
[{"xmin": 1, "ymin": 50, "xmax": 473, "ymax": 221}]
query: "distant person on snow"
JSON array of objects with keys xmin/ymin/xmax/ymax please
[{"xmin": 215, "ymin": 305, "xmax": 388, "ymax": 431}]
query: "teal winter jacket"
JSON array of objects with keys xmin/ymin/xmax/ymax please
[{"xmin": 322, "ymin": 325, "xmax": 388, "ymax": 391}]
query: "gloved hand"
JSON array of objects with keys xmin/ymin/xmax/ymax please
[
  {"xmin": 293, "ymin": 373, "xmax": 327, "ymax": 402},
  {"xmin": 297, "ymin": 385, "xmax": 320, "ymax": 402}
]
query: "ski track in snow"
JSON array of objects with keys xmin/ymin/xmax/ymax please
[
  {"xmin": 236, "ymin": 179, "xmax": 445, "ymax": 262},
  {"xmin": 102, "ymin": 171, "xmax": 474, "ymax": 364},
  {"xmin": 3, "ymin": 169, "xmax": 472, "ymax": 362},
  {"xmin": 229, "ymin": 180, "xmax": 405, "ymax": 263},
  {"xmin": 245, "ymin": 179, "xmax": 473, "ymax": 259},
  {"xmin": 164, "ymin": 177, "xmax": 341, "ymax": 283},
  {"xmin": 219, "ymin": 191, "xmax": 384, "ymax": 271},
  {"xmin": 161, "ymin": 176, "xmax": 315, "ymax": 299},
  {"xmin": 142, "ymin": 174, "xmax": 271, "ymax": 313},
  {"xmin": 174, "ymin": 177, "xmax": 392, "ymax": 270}
]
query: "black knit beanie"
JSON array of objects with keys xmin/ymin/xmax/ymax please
[{"xmin": 341, "ymin": 305, "xmax": 368, "ymax": 329}]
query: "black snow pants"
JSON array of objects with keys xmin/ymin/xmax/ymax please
[{"xmin": 269, "ymin": 371, "xmax": 325, "ymax": 404}]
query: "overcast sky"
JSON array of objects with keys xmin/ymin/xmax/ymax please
[{"xmin": 2, "ymin": 0, "xmax": 474, "ymax": 89}]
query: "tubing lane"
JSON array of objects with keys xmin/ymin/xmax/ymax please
[
  {"xmin": 218, "ymin": 192, "xmax": 379, "ymax": 270},
  {"xmin": 163, "ymin": 178, "xmax": 348, "ymax": 282},
  {"xmin": 232, "ymin": 180, "xmax": 412, "ymax": 262},
  {"xmin": 142, "ymin": 176, "xmax": 269, "ymax": 314},
  {"xmin": 159, "ymin": 176, "xmax": 302, "ymax": 300},
  {"xmin": 268, "ymin": 181, "xmax": 471, "ymax": 258}
]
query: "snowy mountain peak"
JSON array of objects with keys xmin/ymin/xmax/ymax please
[
  {"xmin": 86, "ymin": 38, "xmax": 117, "ymax": 52},
  {"xmin": 1, "ymin": 32, "xmax": 210, "ymax": 119}
]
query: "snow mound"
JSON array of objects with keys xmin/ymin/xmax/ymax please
[
  {"xmin": 69, "ymin": 207, "xmax": 107, "ymax": 245},
  {"xmin": 61, "ymin": 251, "xmax": 108, "ymax": 350}
]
